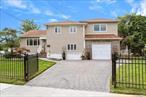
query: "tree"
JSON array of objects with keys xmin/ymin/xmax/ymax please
[
  {"xmin": 0, "ymin": 28, "xmax": 19, "ymax": 51},
  {"xmin": 21, "ymin": 19, "xmax": 40, "ymax": 33},
  {"xmin": 118, "ymin": 14, "xmax": 146, "ymax": 55}
]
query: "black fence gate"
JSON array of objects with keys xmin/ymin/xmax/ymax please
[
  {"xmin": 24, "ymin": 53, "xmax": 39, "ymax": 81},
  {"xmin": 0, "ymin": 53, "xmax": 39, "ymax": 82},
  {"xmin": 112, "ymin": 54, "xmax": 146, "ymax": 89}
]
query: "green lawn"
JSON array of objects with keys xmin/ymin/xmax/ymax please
[
  {"xmin": 0, "ymin": 58, "xmax": 56, "ymax": 85},
  {"xmin": 111, "ymin": 86, "xmax": 146, "ymax": 95},
  {"xmin": 111, "ymin": 59, "xmax": 146, "ymax": 95}
]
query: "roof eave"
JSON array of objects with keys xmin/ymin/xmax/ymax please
[
  {"xmin": 80, "ymin": 21, "xmax": 119, "ymax": 23},
  {"xmin": 44, "ymin": 23, "xmax": 87, "ymax": 26},
  {"xmin": 85, "ymin": 38, "xmax": 122, "ymax": 41}
]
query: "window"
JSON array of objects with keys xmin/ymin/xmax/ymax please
[
  {"xmin": 54, "ymin": 26, "xmax": 61, "ymax": 34},
  {"xmin": 38, "ymin": 39, "xmax": 40, "ymax": 45},
  {"xmin": 30, "ymin": 39, "xmax": 33, "ymax": 45},
  {"xmin": 69, "ymin": 26, "xmax": 77, "ymax": 33},
  {"xmin": 74, "ymin": 44, "xmax": 76, "ymax": 50},
  {"xmin": 67, "ymin": 44, "xmax": 76, "ymax": 51},
  {"xmin": 27, "ymin": 38, "xmax": 40, "ymax": 46},
  {"xmin": 34, "ymin": 39, "xmax": 38, "ymax": 45},
  {"xmin": 27, "ymin": 39, "xmax": 29, "ymax": 45},
  {"xmin": 94, "ymin": 24, "xmax": 106, "ymax": 32},
  {"xmin": 46, "ymin": 25, "xmax": 49, "ymax": 29}
]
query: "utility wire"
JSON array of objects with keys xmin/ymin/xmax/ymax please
[
  {"xmin": 45, "ymin": 0, "xmax": 73, "ymax": 20},
  {"xmin": 0, "ymin": 9, "xmax": 23, "ymax": 22}
]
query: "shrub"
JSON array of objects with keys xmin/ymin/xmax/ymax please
[
  {"xmin": 14, "ymin": 48, "xmax": 30, "ymax": 54},
  {"xmin": 62, "ymin": 51, "xmax": 66, "ymax": 60},
  {"xmin": 85, "ymin": 51, "xmax": 91, "ymax": 60},
  {"xmin": 144, "ymin": 48, "xmax": 146, "ymax": 56},
  {"xmin": 81, "ymin": 55, "xmax": 86, "ymax": 60},
  {"xmin": 4, "ymin": 52, "xmax": 22, "ymax": 58},
  {"xmin": 40, "ymin": 50, "xmax": 46, "ymax": 55}
]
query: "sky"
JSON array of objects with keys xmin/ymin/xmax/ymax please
[{"xmin": 0, "ymin": 0, "xmax": 146, "ymax": 30}]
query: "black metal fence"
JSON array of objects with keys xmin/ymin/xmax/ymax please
[
  {"xmin": 0, "ymin": 53, "xmax": 39, "ymax": 81},
  {"xmin": 112, "ymin": 54, "xmax": 146, "ymax": 89},
  {"xmin": 24, "ymin": 54, "xmax": 39, "ymax": 81}
]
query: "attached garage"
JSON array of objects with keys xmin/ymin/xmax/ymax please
[{"xmin": 92, "ymin": 43, "xmax": 111, "ymax": 60}]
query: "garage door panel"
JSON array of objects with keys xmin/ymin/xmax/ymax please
[{"xmin": 92, "ymin": 43, "xmax": 111, "ymax": 60}]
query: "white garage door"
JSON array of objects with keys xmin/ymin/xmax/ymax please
[{"xmin": 92, "ymin": 43, "xmax": 111, "ymax": 60}]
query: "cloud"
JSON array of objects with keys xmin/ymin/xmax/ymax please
[
  {"xmin": 96, "ymin": 0, "xmax": 116, "ymax": 4},
  {"xmin": 66, "ymin": 6, "xmax": 78, "ymax": 13},
  {"xmin": 49, "ymin": 19, "xmax": 58, "ymax": 22},
  {"xmin": 45, "ymin": 10, "xmax": 71, "ymax": 19},
  {"xmin": 125, "ymin": 0, "xmax": 134, "ymax": 6},
  {"xmin": 5, "ymin": 0, "xmax": 27, "ymax": 9},
  {"xmin": 4, "ymin": 0, "xmax": 40, "ymax": 14},
  {"xmin": 137, "ymin": 0, "xmax": 146, "ymax": 16},
  {"xmin": 89, "ymin": 1, "xmax": 103, "ymax": 11},
  {"xmin": 89, "ymin": 5, "xmax": 102, "ymax": 11},
  {"xmin": 60, "ymin": 14, "xmax": 71, "ymax": 19},
  {"xmin": 29, "ymin": 4, "xmax": 41, "ymax": 14},
  {"xmin": 45, "ymin": 10, "xmax": 54, "ymax": 16},
  {"xmin": 4, "ymin": 0, "xmax": 71, "ymax": 19},
  {"xmin": 111, "ymin": 11, "xmax": 118, "ymax": 18},
  {"xmin": 125, "ymin": 0, "xmax": 146, "ymax": 16},
  {"xmin": 89, "ymin": 0, "xmax": 115, "ymax": 12}
]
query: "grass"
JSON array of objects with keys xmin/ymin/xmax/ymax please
[
  {"xmin": 111, "ymin": 86, "xmax": 146, "ymax": 95},
  {"xmin": 111, "ymin": 59, "xmax": 146, "ymax": 95},
  {"xmin": 0, "ymin": 58, "xmax": 56, "ymax": 85}
]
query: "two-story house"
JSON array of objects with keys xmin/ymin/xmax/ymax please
[{"xmin": 20, "ymin": 18, "xmax": 122, "ymax": 60}]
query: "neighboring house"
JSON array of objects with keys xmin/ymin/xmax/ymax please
[{"xmin": 20, "ymin": 18, "xmax": 122, "ymax": 60}]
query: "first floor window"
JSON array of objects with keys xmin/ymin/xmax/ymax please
[
  {"xmin": 34, "ymin": 39, "xmax": 38, "ymax": 45},
  {"xmin": 67, "ymin": 44, "xmax": 76, "ymax": 50},
  {"xmin": 27, "ymin": 38, "xmax": 40, "ymax": 46},
  {"xmin": 74, "ymin": 44, "xmax": 76, "ymax": 50},
  {"xmin": 30, "ymin": 39, "xmax": 33, "ymax": 45}
]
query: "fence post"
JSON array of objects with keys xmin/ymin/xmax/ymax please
[
  {"xmin": 112, "ymin": 53, "xmax": 117, "ymax": 88},
  {"xmin": 24, "ymin": 53, "xmax": 28, "ymax": 81},
  {"xmin": 36, "ymin": 53, "xmax": 39, "ymax": 71}
]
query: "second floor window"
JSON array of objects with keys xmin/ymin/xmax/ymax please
[
  {"xmin": 54, "ymin": 26, "xmax": 61, "ymax": 34},
  {"xmin": 69, "ymin": 26, "xmax": 77, "ymax": 33},
  {"xmin": 27, "ymin": 38, "xmax": 40, "ymax": 46},
  {"xmin": 94, "ymin": 24, "xmax": 106, "ymax": 32}
]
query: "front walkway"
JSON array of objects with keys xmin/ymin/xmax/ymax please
[
  {"xmin": 1, "ymin": 83, "xmax": 143, "ymax": 97},
  {"xmin": 26, "ymin": 60, "xmax": 112, "ymax": 92}
]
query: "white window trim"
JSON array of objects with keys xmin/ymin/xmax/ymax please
[
  {"xmin": 69, "ymin": 26, "xmax": 77, "ymax": 33},
  {"xmin": 54, "ymin": 26, "xmax": 61, "ymax": 34},
  {"xmin": 93, "ymin": 24, "xmax": 107, "ymax": 32}
]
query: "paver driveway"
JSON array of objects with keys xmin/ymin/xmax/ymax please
[{"xmin": 26, "ymin": 60, "xmax": 112, "ymax": 92}]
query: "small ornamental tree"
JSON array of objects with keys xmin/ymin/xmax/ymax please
[{"xmin": 118, "ymin": 14, "xmax": 146, "ymax": 55}]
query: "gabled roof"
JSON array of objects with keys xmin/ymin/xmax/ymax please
[
  {"xmin": 20, "ymin": 30, "xmax": 47, "ymax": 37},
  {"xmin": 45, "ymin": 20, "xmax": 87, "ymax": 26},
  {"xmin": 85, "ymin": 34, "xmax": 122, "ymax": 40},
  {"xmin": 80, "ymin": 18, "xmax": 119, "ymax": 23}
]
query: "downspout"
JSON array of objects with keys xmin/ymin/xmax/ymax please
[{"xmin": 83, "ymin": 25, "xmax": 85, "ymax": 49}]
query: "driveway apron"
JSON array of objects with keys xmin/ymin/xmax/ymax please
[{"xmin": 26, "ymin": 60, "xmax": 112, "ymax": 92}]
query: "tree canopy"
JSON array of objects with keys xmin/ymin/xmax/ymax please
[
  {"xmin": 20, "ymin": 19, "xmax": 40, "ymax": 33},
  {"xmin": 0, "ymin": 28, "xmax": 19, "ymax": 51},
  {"xmin": 118, "ymin": 14, "xmax": 146, "ymax": 55}
]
